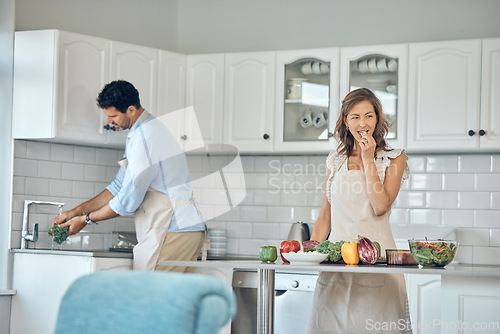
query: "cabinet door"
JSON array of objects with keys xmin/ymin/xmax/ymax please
[
  {"xmin": 274, "ymin": 48, "xmax": 340, "ymax": 153},
  {"xmin": 340, "ymin": 44, "xmax": 408, "ymax": 149},
  {"xmin": 480, "ymin": 38, "xmax": 500, "ymax": 150},
  {"xmin": 186, "ymin": 54, "xmax": 224, "ymax": 146},
  {"xmin": 56, "ymin": 31, "xmax": 110, "ymax": 145},
  {"xmin": 109, "ymin": 41, "xmax": 158, "ymax": 146},
  {"xmin": 407, "ymin": 40, "xmax": 481, "ymax": 151},
  {"xmin": 224, "ymin": 52, "xmax": 276, "ymax": 152},
  {"xmin": 408, "ymin": 274, "xmax": 441, "ymax": 334},
  {"xmin": 156, "ymin": 50, "xmax": 186, "ymax": 147}
]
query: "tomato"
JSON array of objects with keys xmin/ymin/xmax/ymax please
[{"xmin": 280, "ymin": 240, "xmax": 301, "ymax": 263}]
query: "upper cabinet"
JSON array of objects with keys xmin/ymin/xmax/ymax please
[
  {"xmin": 185, "ymin": 54, "xmax": 225, "ymax": 148},
  {"xmin": 13, "ymin": 30, "xmax": 111, "ymax": 146},
  {"xmin": 274, "ymin": 48, "xmax": 340, "ymax": 153},
  {"xmin": 407, "ymin": 39, "xmax": 482, "ymax": 151},
  {"xmin": 340, "ymin": 44, "xmax": 408, "ymax": 149},
  {"xmin": 480, "ymin": 38, "xmax": 500, "ymax": 150},
  {"xmin": 223, "ymin": 52, "xmax": 276, "ymax": 152}
]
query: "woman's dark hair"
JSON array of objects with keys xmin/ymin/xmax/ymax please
[
  {"xmin": 335, "ymin": 88, "xmax": 390, "ymax": 156},
  {"xmin": 96, "ymin": 80, "xmax": 141, "ymax": 113}
]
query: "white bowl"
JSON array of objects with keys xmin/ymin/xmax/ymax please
[
  {"xmin": 282, "ymin": 252, "xmax": 328, "ymax": 265},
  {"xmin": 368, "ymin": 57, "xmax": 379, "ymax": 73},
  {"xmin": 358, "ymin": 59, "xmax": 369, "ymax": 73}
]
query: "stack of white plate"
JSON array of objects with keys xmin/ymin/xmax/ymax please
[{"xmin": 207, "ymin": 229, "xmax": 228, "ymax": 257}]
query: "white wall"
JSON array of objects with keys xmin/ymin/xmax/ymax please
[
  {"xmin": 15, "ymin": 0, "xmax": 179, "ymax": 51},
  {"xmin": 177, "ymin": 0, "xmax": 500, "ymax": 53}
]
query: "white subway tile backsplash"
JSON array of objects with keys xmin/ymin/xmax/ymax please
[
  {"xmin": 456, "ymin": 228, "xmax": 490, "ymax": 246},
  {"xmin": 240, "ymin": 156, "xmax": 255, "ymax": 172},
  {"xmin": 26, "ymin": 141, "xmax": 50, "ymax": 160},
  {"xmin": 442, "ymin": 174, "xmax": 474, "ymax": 191},
  {"xmin": 455, "ymin": 245, "xmax": 473, "ymax": 264},
  {"xmin": 12, "ymin": 176, "xmax": 24, "ymax": 194},
  {"xmin": 292, "ymin": 207, "xmax": 319, "ymax": 224},
  {"xmin": 426, "ymin": 192, "xmax": 458, "ymax": 209},
  {"xmin": 308, "ymin": 155, "xmax": 327, "ymax": 175},
  {"xmin": 14, "ymin": 140, "xmax": 27, "ymax": 158},
  {"xmin": 25, "ymin": 177, "xmax": 49, "ymax": 195},
  {"xmin": 96, "ymin": 148, "xmax": 119, "ymax": 166},
  {"xmin": 226, "ymin": 222, "xmax": 253, "ymax": 238},
  {"xmin": 244, "ymin": 173, "xmax": 268, "ymax": 189},
  {"xmin": 253, "ymin": 222, "xmax": 280, "ymax": 239},
  {"xmin": 458, "ymin": 192, "xmax": 490, "ymax": 209},
  {"xmin": 281, "ymin": 156, "xmax": 310, "ymax": 174},
  {"xmin": 61, "ymin": 163, "xmax": 85, "ymax": 181},
  {"xmin": 427, "ymin": 155, "xmax": 458, "ymax": 173},
  {"xmin": 49, "ymin": 179, "xmax": 73, "ymax": 197},
  {"xmin": 239, "ymin": 206, "xmax": 267, "ymax": 222},
  {"xmin": 492, "ymin": 193, "xmax": 500, "ymax": 209},
  {"xmin": 473, "ymin": 210, "xmax": 500, "ymax": 228},
  {"xmin": 280, "ymin": 191, "xmax": 309, "ymax": 206},
  {"xmin": 50, "ymin": 144, "xmax": 74, "ymax": 162},
  {"xmin": 238, "ymin": 238, "xmax": 266, "ymax": 256},
  {"xmin": 442, "ymin": 209, "xmax": 474, "ymax": 227},
  {"xmin": 84, "ymin": 165, "xmax": 108, "ymax": 182},
  {"xmin": 395, "ymin": 191, "xmax": 425, "ymax": 207},
  {"xmin": 38, "ymin": 161, "xmax": 62, "ymax": 179},
  {"xmin": 410, "ymin": 173, "xmax": 442, "ymax": 190},
  {"xmin": 472, "ymin": 246, "xmax": 500, "ymax": 265},
  {"xmin": 73, "ymin": 181, "xmax": 96, "ymax": 198},
  {"xmin": 14, "ymin": 158, "xmax": 38, "ymax": 177},
  {"xmin": 267, "ymin": 173, "xmax": 294, "ymax": 192},
  {"xmin": 266, "ymin": 206, "xmax": 294, "ymax": 223},
  {"xmin": 492, "ymin": 155, "xmax": 500, "ymax": 172},
  {"xmin": 389, "ymin": 208, "xmax": 409, "ymax": 225},
  {"xmin": 407, "ymin": 155, "xmax": 426, "ymax": 173},
  {"xmin": 307, "ymin": 189, "xmax": 324, "ymax": 207},
  {"xmin": 255, "ymin": 156, "xmax": 278, "ymax": 172},
  {"xmin": 459, "ymin": 155, "xmax": 491, "ymax": 173},
  {"xmin": 475, "ymin": 174, "xmax": 500, "ymax": 191},
  {"xmin": 74, "ymin": 146, "xmax": 96, "ymax": 164},
  {"xmin": 490, "ymin": 229, "xmax": 500, "ymax": 247},
  {"xmin": 411, "ymin": 209, "xmax": 442, "ymax": 225},
  {"xmin": 253, "ymin": 189, "xmax": 281, "ymax": 206}
]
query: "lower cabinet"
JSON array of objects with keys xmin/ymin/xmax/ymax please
[
  {"xmin": 407, "ymin": 274, "xmax": 442, "ymax": 334},
  {"xmin": 10, "ymin": 252, "xmax": 132, "ymax": 334}
]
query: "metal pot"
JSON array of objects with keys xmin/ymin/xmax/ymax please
[{"xmin": 287, "ymin": 221, "xmax": 310, "ymax": 244}]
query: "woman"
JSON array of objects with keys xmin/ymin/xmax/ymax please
[{"xmin": 306, "ymin": 88, "xmax": 411, "ymax": 334}]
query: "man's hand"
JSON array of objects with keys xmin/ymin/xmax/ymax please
[{"xmin": 52, "ymin": 211, "xmax": 86, "ymax": 236}]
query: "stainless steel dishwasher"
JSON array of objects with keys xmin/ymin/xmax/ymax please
[{"xmin": 231, "ymin": 270, "xmax": 318, "ymax": 334}]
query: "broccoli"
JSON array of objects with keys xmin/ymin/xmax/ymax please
[
  {"xmin": 316, "ymin": 240, "xmax": 345, "ymax": 262},
  {"xmin": 48, "ymin": 223, "xmax": 70, "ymax": 245}
]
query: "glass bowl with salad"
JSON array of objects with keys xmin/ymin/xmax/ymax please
[{"xmin": 408, "ymin": 239, "xmax": 459, "ymax": 267}]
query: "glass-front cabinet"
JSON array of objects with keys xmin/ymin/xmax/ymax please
[
  {"xmin": 340, "ymin": 44, "xmax": 408, "ymax": 149},
  {"xmin": 274, "ymin": 48, "xmax": 340, "ymax": 153}
]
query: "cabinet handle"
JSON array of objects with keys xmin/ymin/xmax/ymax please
[
  {"xmin": 328, "ymin": 132, "xmax": 334, "ymax": 138},
  {"xmin": 468, "ymin": 130, "xmax": 475, "ymax": 136},
  {"xmin": 479, "ymin": 129, "xmax": 486, "ymax": 136},
  {"xmin": 181, "ymin": 135, "xmax": 188, "ymax": 141},
  {"xmin": 263, "ymin": 134, "xmax": 270, "ymax": 140}
]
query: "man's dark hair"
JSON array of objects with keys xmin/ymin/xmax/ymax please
[{"xmin": 96, "ymin": 80, "xmax": 141, "ymax": 113}]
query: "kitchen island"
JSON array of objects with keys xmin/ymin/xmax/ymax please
[{"xmin": 159, "ymin": 259, "xmax": 500, "ymax": 334}]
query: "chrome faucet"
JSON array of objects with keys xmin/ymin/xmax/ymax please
[{"xmin": 21, "ymin": 200, "xmax": 65, "ymax": 249}]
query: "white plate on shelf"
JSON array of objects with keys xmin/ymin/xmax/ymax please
[{"xmin": 282, "ymin": 252, "xmax": 328, "ymax": 265}]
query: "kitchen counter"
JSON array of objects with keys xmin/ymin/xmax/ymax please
[
  {"xmin": 10, "ymin": 248, "xmax": 133, "ymax": 259},
  {"xmin": 158, "ymin": 259, "xmax": 500, "ymax": 277},
  {"xmin": 159, "ymin": 259, "xmax": 500, "ymax": 334}
]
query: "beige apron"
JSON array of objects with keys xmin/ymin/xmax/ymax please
[{"xmin": 306, "ymin": 157, "xmax": 411, "ymax": 334}]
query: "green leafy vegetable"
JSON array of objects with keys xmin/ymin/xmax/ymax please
[
  {"xmin": 48, "ymin": 223, "xmax": 70, "ymax": 245},
  {"xmin": 409, "ymin": 240, "xmax": 457, "ymax": 266},
  {"xmin": 315, "ymin": 240, "xmax": 345, "ymax": 262}
]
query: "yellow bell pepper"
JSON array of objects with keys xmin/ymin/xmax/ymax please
[{"xmin": 341, "ymin": 242, "xmax": 359, "ymax": 265}]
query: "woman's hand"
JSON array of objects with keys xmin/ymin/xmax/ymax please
[{"xmin": 358, "ymin": 132, "xmax": 376, "ymax": 165}]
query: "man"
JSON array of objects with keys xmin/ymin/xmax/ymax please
[{"xmin": 52, "ymin": 80, "xmax": 206, "ymax": 271}]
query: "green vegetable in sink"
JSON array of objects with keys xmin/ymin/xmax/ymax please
[
  {"xmin": 315, "ymin": 240, "xmax": 345, "ymax": 262},
  {"xmin": 48, "ymin": 222, "xmax": 70, "ymax": 245}
]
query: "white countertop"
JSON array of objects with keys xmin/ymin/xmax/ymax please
[
  {"xmin": 158, "ymin": 260, "xmax": 500, "ymax": 278},
  {"xmin": 10, "ymin": 248, "xmax": 133, "ymax": 258}
]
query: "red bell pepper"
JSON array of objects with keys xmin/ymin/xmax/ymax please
[{"xmin": 280, "ymin": 240, "xmax": 301, "ymax": 263}]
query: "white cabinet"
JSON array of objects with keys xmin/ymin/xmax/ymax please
[
  {"xmin": 185, "ymin": 54, "xmax": 225, "ymax": 148},
  {"xmin": 407, "ymin": 39, "xmax": 482, "ymax": 151},
  {"xmin": 274, "ymin": 48, "xmax": 340, "ymax": 153},
  {"xmin": 407, "ymin": 274, "xmax": 442, "ymax": 334},
  {"xmin": 13, "ymin": 30, "xmax": 110, "ymax": 146},
  {"xmin": 223, "ymin": 52, "xmax": 276, "ymax": 152},
  {"xmin": 10, "ymin": 252, "xmax": 132, "ymax": 334},
  {"xmin": 340, "ymin": 43, "xmax": 408, "ymax": 149},
  {"xmin": 480, "ymin": 38, "xmax": 500, "ymax": 149}
]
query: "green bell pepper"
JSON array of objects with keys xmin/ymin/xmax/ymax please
[{"xmin": 259, "ymin": 246, "xmax": 277, "ymax": 263}]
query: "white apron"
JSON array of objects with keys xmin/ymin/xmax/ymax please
[{"xmin": 306, "ymin": 156, "xmax": 411, "ymax": 334}]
